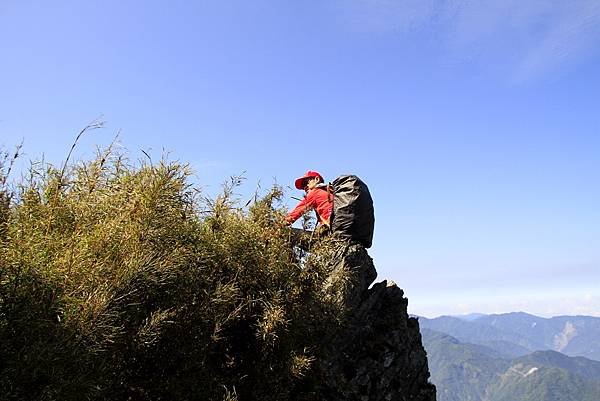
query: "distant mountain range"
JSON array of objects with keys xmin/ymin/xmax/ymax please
[
  {"xmin": 419, "ymin": 313, "xmax": 600, "ymax": 401},
  {"xmin": 419, "ymin": 312, "xmax": 600, "ymax": 361}
]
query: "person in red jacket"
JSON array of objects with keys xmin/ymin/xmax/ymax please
[{"xmin": 285, "ymin": 170, "xmax": 333, "ymax": 229}]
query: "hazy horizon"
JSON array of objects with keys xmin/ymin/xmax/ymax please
[{"xmin": 415, "ymin": 310, "xmax": 600, "ymax": 320}]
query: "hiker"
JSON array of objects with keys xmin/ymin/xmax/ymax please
[{"xmin": 285, "ymin": 170, "xmax": 332, "ymax": 236}]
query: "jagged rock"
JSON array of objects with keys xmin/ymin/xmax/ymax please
[
  {"xmin": 322, "ymin": 242, "xmax": 378, "ymax": 310},
  {"xmin": 317, "ymin": 243, "xmax": 436, "ymax": 401}
]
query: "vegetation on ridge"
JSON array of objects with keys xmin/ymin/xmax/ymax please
[{"xmin": 0, "ymin": 146, "xmax": 350, "ymax": 401}]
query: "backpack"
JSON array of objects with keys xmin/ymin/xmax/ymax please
[{"xmin": 328, "ymin": 175, "xmax": 374, "ymax": 248}]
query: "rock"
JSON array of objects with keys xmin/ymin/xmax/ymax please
[
  {"xmin": 317, "ymin": 243, "xmax": 436, "ymax": 401},
  {"xmin": 322, "ymin": 242, "xmax": 378, "ymax": 310}
]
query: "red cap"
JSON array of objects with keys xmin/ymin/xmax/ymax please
[{"xmin": 294, "ymin": 170, "xmax": 323, "ymax": 189}]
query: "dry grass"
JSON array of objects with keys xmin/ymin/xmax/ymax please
[{"xmin": 0, "ymin": 146, "xmax": 351, "ymax": 401}]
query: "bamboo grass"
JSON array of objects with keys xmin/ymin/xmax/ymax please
[{"xmin": 0, "ymin": 147, "xmax": 349, "ymax": 401}]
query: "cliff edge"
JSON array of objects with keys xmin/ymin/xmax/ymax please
[{"xmin": 316, "ymin": 242, "xmax": 436, "ymax": 401}]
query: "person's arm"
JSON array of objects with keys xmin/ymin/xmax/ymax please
[{"xmin": 285, "ymin": 192, "xmax": 315, "ymax": 224}]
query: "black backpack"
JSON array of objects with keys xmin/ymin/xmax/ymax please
[{"xmin": 328, "ymin": 175, "xmax": 374, "ymax": 248}]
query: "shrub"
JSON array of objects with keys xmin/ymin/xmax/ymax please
[{"xmin": 0, "ymin": 148, "xmax": 346, "ymax": 401}]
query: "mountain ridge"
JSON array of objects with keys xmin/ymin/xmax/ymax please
[
  {"xmin": 421, "ymin": 325, "xmax": 600, "ymax": 401},
  {"xmin": 419, "ymin": 312, "xmax": 600, "ymax": 361}
]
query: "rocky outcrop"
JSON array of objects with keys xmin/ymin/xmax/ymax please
[{"xmin": 318, "ymin": 242, "xmax": 436, "ymax": 401}]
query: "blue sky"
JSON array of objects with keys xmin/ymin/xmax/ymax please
[{"xmin": 1, "ymin": 1, "xmax": 599, "ymax": 317}]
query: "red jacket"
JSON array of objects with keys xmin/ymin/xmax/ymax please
[{"xmin": 286, "ymin": 186, "xmax": 332, "ymax": 225}]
